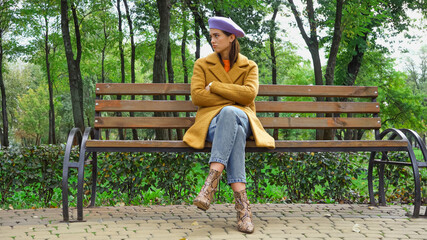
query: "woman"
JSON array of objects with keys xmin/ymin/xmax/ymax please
[{"xmin": 183, "ymin": 16, "xmax": 275, "ymax": 234}]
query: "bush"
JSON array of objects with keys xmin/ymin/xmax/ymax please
[
  {"xmin": 0, "ymin": 145, "xmax": 64, "ymax": 207},
  {"xmin": 0, "ymin": 145, "xmax": 424, "ymax": 209}
]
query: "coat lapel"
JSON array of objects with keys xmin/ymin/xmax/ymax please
[
  {"xmin": 206, "ymin": 53, "xmax": 249, "ymax": 84},
  {"xmin": 229, "ymin": 54, "xmax": 248, "ymax": 84},
  {"xmin": 207, "ymin": 54, "xmax": 232, "ymax": 83}
]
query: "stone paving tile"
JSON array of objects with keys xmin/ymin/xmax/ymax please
[{"xmin": 0, "ymin": 204, "xmax": 426, "ymax": 240}]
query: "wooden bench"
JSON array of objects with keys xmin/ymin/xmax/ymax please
[{"xmin": 62, "ymin": 83, "xmax": 427, "ymax": 221}]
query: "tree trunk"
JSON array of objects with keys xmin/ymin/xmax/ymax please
[
  {"xmin": 346, "ymin": 34, "xmax": 368, "ymax": 86},
  {"xmin": 153, "ymin": 0, "xmax": 171, "ymax": 140},
  {"xmin": 167, "ymin": 41, "xmax": 183, "ymax": 140},
  {"xmin": 101, "ymin": 20, "xmax": 107, "ymax": 83},
  {"xmin": 0, "ymin": 29, "xmax": 9, "ymax": 147},
  {"xmin": 123, "ymin": 0, "xmax": 138, "ymax": 140},
  {"xmin": 60, "ymin": 0, "xmax": 85, "ymax": 130},
  {"xmin": 45, "ymin": 15, "xmax": 56, "ymax": 144},
  {"xmin": 185, "ymin": 0, "xmax": 212, "ymax": 49},
  {"xmin": 182, "ymin": 10, "xmax": 190, "ymax": 119},
  {"xmin": 288, "ymin": 0, "xmax": 324, "ymax": 139},
  {"xmin": 323, "ymin": 0, "xmax": 344, "ymax": 140},
  {"xmin": 116, "ymin": 0, "xmax": 125, "ymax": 140},
  {"xmin": 288, "ymin": 0, "xmax": 323, "ymax": 86},
  {"xmin": 269, "ymin": 3, "xmax": 279, "ymax": 140},
  {"xmin": 101, "ymin": 13, "xmax": 109, "ymax": 140},
  {"xmin": 324, "ymin": 0, "xmax": 343, "ymax": 86},
  {"xmin": 195, "ymin": 18, "xmax": 200, "ymax": 59}
]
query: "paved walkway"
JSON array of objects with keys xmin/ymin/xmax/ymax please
[{"xmin": 0, "ymin": 204, "xmax": 426, "ymax": 240}]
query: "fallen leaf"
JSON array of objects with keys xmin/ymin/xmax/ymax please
[
  {"xmin": 352, "ymin": 224, "xmax": 361, "ymax": 233},
  {"xmin": 368, "ymin": 206, "xmax": 375, "ymax": 210}
]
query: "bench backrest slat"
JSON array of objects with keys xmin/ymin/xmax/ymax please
[
  {"xmin": 96, "ymin": 83, "xmax": 378, "ymax": 98},
  {"xmin": 95, "ymin": 100, "xmax": 380, "ymax": 113},
  {"xmin": 94, "ymin": 83, "xmax": 381, "ymax": 137},
  {"xmin": 94, "ymin": 117, "xmax": 381, "ymax": 129}
]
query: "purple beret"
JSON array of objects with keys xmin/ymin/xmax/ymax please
[{"xmin": 208, "ymin": 16, "xmax": 245, "ymax": 38}]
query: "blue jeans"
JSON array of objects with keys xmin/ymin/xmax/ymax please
[{"xmin": 206, "ymin": 106, "xmax": 252, "ymax": 184}]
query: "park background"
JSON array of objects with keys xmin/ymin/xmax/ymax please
[{"xmin": 0, "ymin": 0, "xmax": 426, "ymax": 210}]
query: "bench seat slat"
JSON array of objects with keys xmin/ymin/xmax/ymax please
[
  {"xmin": 96, "ymin": 100, "xmax": 380, "ymax": 113},
  {"xmin": 85, "ymin": 140, "xmax": 407, "ymax": 149},
  {"xmin": 95, "ymin": 83, "xmax": 378, "ymax": 98},
  {"xmin": 94, "ymin": 117, "xmax": 381, "ymax": 129}
]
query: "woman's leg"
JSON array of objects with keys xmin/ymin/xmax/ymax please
[
  {"xmin": 208, "ymin": 106, "xmax": 250, "ymax": 168},
  {"xmin": 224, "ymin": 119, "xmax": 254, "ymax": 233},
  {"xmin": 194, "ymin": 106, "xmax": 250, "ymax": 210},
  {"xmin": 227, "ymin": 122, "xmax": 250, "ymax": 192}
]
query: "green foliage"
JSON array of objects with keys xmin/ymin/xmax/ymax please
[
  {"xmin": 371, "ymin": 151, "xmax": 427, "ymax": 204},
  {"xmin": 0, "ymin": 145, "xmax": 64, "ymax": 207},
  {"xmin": 353, "ymin": 50, "xmax": 427, "ymax": 133},
  {"xmin": 15, "ymin": 86, "xmax": 49, "ymax": 144},
  {"xmin": 2, "ymin": 145, "xmax": 425, "ymax": 209},
  {"xmin": 262, "ymin": 152, "xmax": 366, "ymax": 202},
  {"xmin": 95, "ymin": 152, "xmax": 207, "ymax": 205}
]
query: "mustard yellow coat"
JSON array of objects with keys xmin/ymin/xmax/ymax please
[{"xmin": 183, "ymin": 53, "xmax": 275, "ymax": 149}]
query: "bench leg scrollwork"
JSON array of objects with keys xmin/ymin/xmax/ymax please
[
  {"xmin": 368, "ymin": 128, "xmax": 426, "ymax": 218},
  {"xmin": 62, "ymin": 127, "xmax": 96, "ymax": 222}
]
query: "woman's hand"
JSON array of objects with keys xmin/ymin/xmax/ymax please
[{"xmin": 205, "ymin": 82, "xmax": 212, "ymax": 91}]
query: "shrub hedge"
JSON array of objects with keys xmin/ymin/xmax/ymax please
[{"xmin": 0, "ymin": 145, "xmax": 424, "ymax": 209}]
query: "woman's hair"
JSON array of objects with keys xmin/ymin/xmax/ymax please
[{"xmin": 220, "ymin": 30, "xmax": 240, "ymax": 68}]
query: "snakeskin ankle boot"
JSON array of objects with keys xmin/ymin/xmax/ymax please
[
  {"xmin": 193, "ymin": 169, "xmax": 221, "ymax": 211},
  {"xmin": 234, "ymin": 189, "xmax": 254, "ymax": 233}
]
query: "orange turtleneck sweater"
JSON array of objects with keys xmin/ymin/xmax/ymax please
[{"xmin": 223, "ymin": 59, "xmax": 230, "ymax": 72}]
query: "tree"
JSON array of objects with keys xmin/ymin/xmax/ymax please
[
  {"xmin": 405, "ymin": 45, "xmax": 427, "ymax": 96},
  {"xmin": 184, "ymin": 0, "xmax": 212, "ymax": 51},
  {"xmin": 19, "ymin": 0, "xmax": 59, "ymax": 144},
  {"xmin": 15, "ymin": 85, "xmax": 52, "ymax": 145},
  {"xmin": 267, "ymin": 0, "xmax": 281, "ymax": 139},
  {"xmin": 323, "ymin": 0, "xmax": 343, "ymax": 85},
  {"xmin": 123, "ymin": 0, "xmax": 138, "ymax": 140},
  {"xmin": 287, "ymin": 0, "xmax": 345, "ymax": 140},
  {"xmin": 153, "ymin": 0, "xmax": 171, "ymax": 140},
  {"xmin": 287, "ymin": 0, "xmax": 323, "ymax": 86},
  {"xmin": 334, "ymin": 0, "xmax": 425, "ymax": 86},
  {"xmin": 115, "ymin": 0, "xmax": 126, "ymax": 140},
  {"xmin": 60, "ymin": 0, "xmax": 85, "ymax": 130},
  {"xmin": 0, "ymin": 0, "xmax": 14, "ymax": 147},
  {"xmin": 180, "ymin": 7, "xmax": 190, "ymax": 108}
]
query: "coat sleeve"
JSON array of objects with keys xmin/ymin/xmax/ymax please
[
  {"xmin": 209, "ymin": 62, "xmax": 259, "ymax": 106},
  {"xmin": 191, "ymin": 59, "xmax": 234, "ymax": 107}
]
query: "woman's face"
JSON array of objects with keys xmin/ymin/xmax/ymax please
[{"xmin": 209, "ymin": 29, "xmax": 235, "ymax": 58}]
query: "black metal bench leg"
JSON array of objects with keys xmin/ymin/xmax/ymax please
[
  {"xmin": 62, "ymin": 128, "xmax": 82, "ymax": 222},
  {"xmin": 62, "ymin": 164, "xmax": 70, "ymax": 222},
  {"xmin": 399, "ymin": 129, "xmax": 427, "ymax": 217},
  {"xmin": 368, "ymin": 151, "xmax": 377, "ymax": 206},
  {"xmin": 89, "ymin": 152, "xmax": 97, "ymax": 208},
  {"xmin": 77, "ymin": 154, "xmax": 85, "ymax": 221},
  {"xmin": 378, "ymin": 152, "xmax": 387, "ymax": 206},
  {"xmin": 75, "ymin": 127, "xmax": 95, "ymax": 221},
  {"xmin": 408, "ymin": 148, "xmax": 421, "ymax": 218}
]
